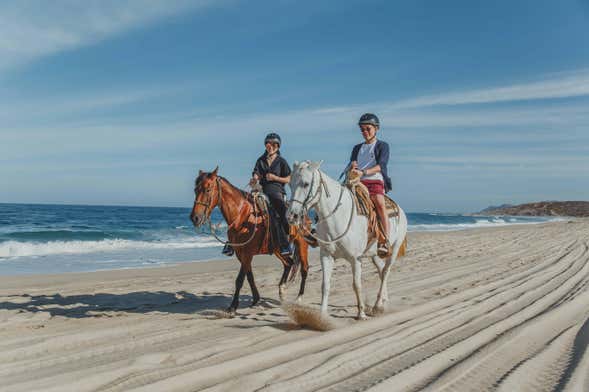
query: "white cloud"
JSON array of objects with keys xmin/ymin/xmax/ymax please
[
  {"xmin": 389, "ymin": 69, "xmax": 589, "ymax": 108},
  {"xmin": 0, "ymin": 83, "xmax": 189, "ymax": 122},
  {"xmin": 0, "ymin": 1, "xmax": 215, "ymax": 72},
  {"xmin": 309, "ymin": 69, "xmax": 589, "ymax": 114}
]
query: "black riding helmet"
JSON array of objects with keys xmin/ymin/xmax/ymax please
[
  {"xmin": 358, "ymin": 113, "xmax": 380, "ymax": 128},
  {"xmin": 264, "ymin": 132, "xmax": 281, "ymax": 146}
]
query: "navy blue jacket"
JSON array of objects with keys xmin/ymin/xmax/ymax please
[{"xmin": 350, "ymin": 140, "xmax": 392, "ymax": 192}]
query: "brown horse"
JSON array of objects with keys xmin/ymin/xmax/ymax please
[{"xmin": 189, "ymin": 167, "xmax": 310, "ymax": 313}]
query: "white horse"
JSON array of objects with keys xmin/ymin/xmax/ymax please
[{"xmin": 287, "ymin": 161, "xmax": 408, "ymax": 319}]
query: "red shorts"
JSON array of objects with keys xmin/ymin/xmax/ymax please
[{"xmin": 361, "ymin": 179, "xmax": 385, "ymax": 195}]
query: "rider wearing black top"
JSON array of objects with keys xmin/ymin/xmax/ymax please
[
  {"xmin": 250, "ymin": 133, "xmax": 293, "ymax": 256},
  {"xmin": 252, "ymin": 153, "xmax": 291, "ymax": 198}
]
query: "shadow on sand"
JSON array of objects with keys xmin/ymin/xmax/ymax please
[{"xmin": 0, "ymin": 290, "xmax": 279, "ymax": 318}]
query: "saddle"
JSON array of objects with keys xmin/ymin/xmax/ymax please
[
  {"xmin": 249, "ymin": 191, "xmax": 306, "ymax": 254},
  {"xmin": 247, "ymin": 191, "xmax": 274, "ymax": 254},
  {"xmin": 345, "ymin": 170, "xmax": 399, "ymax": 253}
]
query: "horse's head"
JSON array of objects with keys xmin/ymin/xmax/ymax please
[
  {"xmin": 190, "ymin": 166, "xmax": 221, "ymax": 227},
  {"xmin": 287, "ymin": 160, "xmax": 322, "ymax": 226}
]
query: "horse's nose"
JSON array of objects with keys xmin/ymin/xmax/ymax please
[{"xmin": 190, "ymin": 214, "xmax": 200, "ymax": 227}]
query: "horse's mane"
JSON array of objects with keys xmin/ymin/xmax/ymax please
[
  {"xmin": 195, "ymin": 172, "xmax": 252, "ymax": 201},
  {"xmin": 218, "ymin": 176, "xmax": 250, "ymax": 199}
]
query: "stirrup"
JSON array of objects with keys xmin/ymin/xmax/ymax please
[
  {"xmin": 280, "ymin": 243, "xmax": 294, "ymax": 256},
  {"xmin": 222, "ymin": 244, "xmax": 234, "ymax": 256}
]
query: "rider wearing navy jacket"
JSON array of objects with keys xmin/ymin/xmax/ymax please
[{"xmin": 349, "ymin": 113, "xmax": 392, "ymax": 257}]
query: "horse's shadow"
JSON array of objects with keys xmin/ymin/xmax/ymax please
[{"xmin": 0, "ymin": 291, "xmax": 279, "ymax": 319}]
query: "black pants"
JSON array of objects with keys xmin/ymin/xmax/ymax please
[{"xmin": 267, "ymin": 194, "xmax": 290, "ymax": 249}]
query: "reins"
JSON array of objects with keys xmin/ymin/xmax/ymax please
[
  {"xmin": 291, "ymin": 169, "xmax": 356, "ymax": 245},
  {"xmin": 200, "ymin": 177, "xmax": 261, "ymax": 248}
]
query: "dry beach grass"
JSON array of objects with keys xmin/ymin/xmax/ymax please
[{"xmin": 1, "ymin": 220, "xmax": 589, "ymax": 391}]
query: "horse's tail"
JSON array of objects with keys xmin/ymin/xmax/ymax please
[
  {"xmin": 397, "ymin": 236, "xmax": 408, "ymax": 258},
  {"xmin": 287, "ymin": 247, "xmax": 300, "ymax": 283}
]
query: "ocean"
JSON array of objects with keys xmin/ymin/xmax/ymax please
[{"xmin": 0, "ymin": 203, "xmax": 561, "ymax": 275}]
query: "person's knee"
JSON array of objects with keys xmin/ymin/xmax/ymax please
[{"xmin": 371, "ymin": 195, "xmax": 385, "ymax": 208}]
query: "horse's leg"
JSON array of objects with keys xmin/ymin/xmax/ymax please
[
  {"xmin": 235, "ymin": 254, "xmax": 259, "ymax": 307},
  {"xmin": 374, "ymin": 254, "xmax": 395, "ymax": 314},
  {"xmin": 246, "ymin": 270, "xmax": 260, "ymax": 307},
  {"xmin": 320, "ymin": 251, "xmax": 334, "ymax": 316},
  {"xmin": 374, "ymin": 242, "xmax": 401, "ymax": 313},
  {"xmin": 371, "ymin": 255, "xmax": 388, "ymax": 302},
  {"xmin": 352, "ymin": 257, "xmax": 367, "ymax": 320},
  {"xmin": 371, "ymin": 255, "xmax": 386, "ymax": 280},
  {"xmin": 295, "ymin": 238, "xmax": 308, "ymax": 302},
  {"xmin": 228, "ymin": 265, "xmax": 246, "ymax": 313},
  {"xmin": 278, "ymin": 263, "xmax": 291, "ymax": 301},
  {"xmin": 297, "ymin": 266, "xmax": 308, "ymax": 303},
  {"xmin": 374, "ymin": 227, "xmax": 403, "ymax": 313}
]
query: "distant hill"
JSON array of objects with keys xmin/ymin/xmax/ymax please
[
  {"xmin": 479, "ymin": 204, "xmax": 514, "ymax": 214},
  {"xmin": 479, "ymin": 201, "xmax": 589, "ymax": 217}
]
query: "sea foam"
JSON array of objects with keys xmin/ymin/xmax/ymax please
[{"xmin": 0, "ymin": 237, "xmax": 221, "ymax": 259}]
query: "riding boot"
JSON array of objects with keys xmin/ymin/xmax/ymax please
[
  {"xmin": 278, "ymin": 224, "xmax": 293, "ymax": 256},
  {"xmin": 280, "ymin": 242, "xmax": 294, "ymax": 256},
  {"xmin": 377, "ymin": 240, "xmax": 391, "ymax": 258},
  {"xmin": 267, "ymin": 194, "xmax": 293, "ymax": 256}
]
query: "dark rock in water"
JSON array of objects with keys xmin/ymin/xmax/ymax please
[{"xmin": 478, "ymin": 201, "xmax": 589, "ymax": 217}]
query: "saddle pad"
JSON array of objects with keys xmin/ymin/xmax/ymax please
[{"xmin": 384, "ymin": 195, "xmax": 399, "ymax": 217}]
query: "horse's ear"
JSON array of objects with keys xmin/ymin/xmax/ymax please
[
  {"xmin": 318, "ymin": 160, "xmax": 324, "ymax": 168},
  {"xmin": 198, "ymin": 169, "xmax": 203, "ymax": 176},
  {"xmin": 293, "ymin": 161, "xmax": 299, "ymax": 169},
  {"xmin": 308, "ymin": 161, "xmax": 321, "ymax": 171},
  {"xmin": 211, "ymin": 166, "xmax": 219, "ymax": 177}
]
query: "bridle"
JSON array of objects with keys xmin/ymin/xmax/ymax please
[
  {"xmin": 194, "ymin": 176, "xmax": 260, "ymax": 248},
  {"xmin": 289, "ymin": 168, "xmax": 323, "ymax": 214},
  {"xmin": 193, "ymin": 177, "xmax": 222, "ymax": 217},
  {"xmin": 289, "ymin": 167, "xmax": 356, "ymax": 245}
]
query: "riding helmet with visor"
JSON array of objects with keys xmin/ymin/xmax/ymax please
[
  {"xmin": 358, "ymin": 113, "xmax": 380, "ymax": 128},
  {"xmin": 264, "ymin": 132, "xmax": 281, "ymax": 147}
]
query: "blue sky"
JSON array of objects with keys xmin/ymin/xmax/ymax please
[{"xmin": 1, "ymin": 0, "xmax": 588, "ymax": 212}]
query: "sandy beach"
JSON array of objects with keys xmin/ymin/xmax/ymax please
[{"xmin": 1, "ymin": 220, "xmax": 589, "ymax": 391}]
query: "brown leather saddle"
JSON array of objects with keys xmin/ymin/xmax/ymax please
[
  {"xmin": 346, "ymin": 170, "xmax": 399, "ymax": 219},
  {"xmin": 345, "ymin": 171, "xmax": 398, "ymax": 255}
]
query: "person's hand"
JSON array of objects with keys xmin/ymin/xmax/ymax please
[
  {"xmin": 249, "ymin": 177, "xmax": 258, "ymax": 187},
  {"xmin": 266, "ymin": 173, "xmax": 277, "ymax": 181},
  {"xmin": 352, "ymin": 168, "xmax": 363, "ymax": 177},
  {"xmin": 351, "ymin": 161, "xmax": 358, "ymax": 170}
]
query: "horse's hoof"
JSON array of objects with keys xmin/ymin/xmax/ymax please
[
  {"xmin": 295, "ymin": 295, "xmax": 304, "ymax": 303},
  {"xmin": 372, "ymin": 305, "xmax": 385, "ymax": 315},
  {"xmin": 226, "ymin": 307, "xmax": 236, "ymax": 316},
  {"xmin": 279, "ymin": 288, "xmax": 287, "ymax": 302},
  {"xmin": 356, "ymin": 313, "xmax": 369, "ymax": 321}
]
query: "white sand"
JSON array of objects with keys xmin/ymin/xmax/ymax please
[{"xmin": 1, "ymin": 220, "xmax": 589, "ymax": 391}]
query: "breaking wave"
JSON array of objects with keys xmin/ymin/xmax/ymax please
[{"xmin": 0, "ymin": 237, "xmax": 221, "ymax": 259}]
